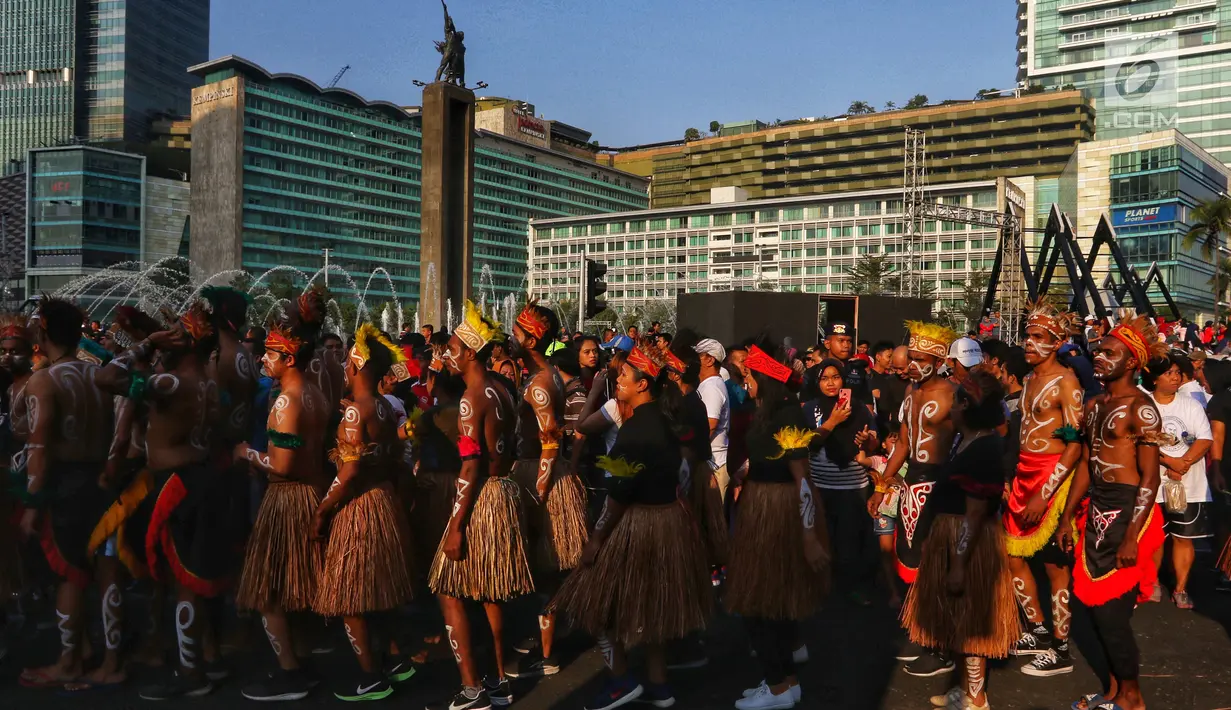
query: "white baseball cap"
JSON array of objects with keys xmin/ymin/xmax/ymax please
[
  {"xmin": 693, "ymin": 338, "xmax": 726, "ymax": 362},
  {"xmin": 948, "ymin": 337, "xmax": 983, "ymax": 368}
]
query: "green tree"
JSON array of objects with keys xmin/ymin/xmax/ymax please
[
  {"xmin": 975, "ymin": 88, "xmax": 999, "ymax": 100},
  {"xmin": 904, "ymin": 94, "xmax": 929, "ymax": 109},
  {"xmin": 884, "ymin": 100, "xmax": 898, "ymax": 111},
  {"xmin": 846, "ymin": 254, "xmax": 895, "ymax": 295},
  {"xmin": 683, "ymin": 127, "xmax": 702, "ymax": 141},
  {"xmin": 1185, "ymin": 195, "xmax": 1231, "ymax": 322},
  {"xmin": 1023, "ymin": 83, "xmax": 1046, "ymax": 95},
  {"xmin": 846, "ymin": 100, "xmax": 875, "ymax": 115},
  {"xmin": 1209, "ymin": 257, "xmax": 1231, "ymax": 309},
  {"xmin": 708, "ymin": 120, "xmax": 721, "ymax": 135},
  {"xmin": 958, "ymin": 270, "xmax": 991, "ymax": 332}
]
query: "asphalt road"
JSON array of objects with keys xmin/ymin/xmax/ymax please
[{"xmin": 3, "ymin": 559, "xmax": 1230, "ymax": 710}]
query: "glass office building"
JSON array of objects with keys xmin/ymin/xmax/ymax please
[
  {"xmin": 0, "ymin": 0, "xmax": 210, "ymax": 171},
  {"xmin": 188, "ymin": 56, "xmax": 648, "ymax": 304}
]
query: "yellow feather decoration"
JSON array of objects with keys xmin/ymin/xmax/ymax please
[
  {"xmin": 768, "ymin": 426, "xmax": 819, "ymax": 460},
  {"xmin": 596, "ymin": 455, "xmax": 644, "ymax": 479},
  {"xmin": 352, "ymin": 322, "xmax": 407, "ymax": 365}
]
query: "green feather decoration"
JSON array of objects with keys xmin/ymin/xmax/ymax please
[
  {"xmin": 1052, "ymin": 424, "xmax": 1081, "ymax": 444},
  {"xmin": 127, "ymin": 371, "xmax": 149, "ymax": 404},
  {"xmin": 267, "ymin": 429, "xmax": 304, "ymax": 449}
]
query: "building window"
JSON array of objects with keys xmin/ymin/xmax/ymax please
[
  {"xmin": 689, "ymin": 235, "xmax": 708, "ymax": 246},
  {"xmin": 859, "ymin": 201, "xmax": 881, "ymax": 216},
  {"xmin": 858, "ymin": 224, "xmax": 880, "ymax": 237},
  {"xmin": 736, "ymin": 211, "xmax": 755, "ymax": 225},
  {"xmin": 591, "ymin": 223, "xmax": 607, "ymax": 236},
  {"xmin": 805, "ymin": 206, "xmax": 825, "ymax": 219},
  {"xmin": 713, "ymin": 213, "xmax": 732, "ymax": 226},
  {"xmin": 781, "ymin": 228, "xmax": 803, "ymax": 241},
  {"xmin": 783, "ymin": 207, "xmax": 803, "ymax": 221},
  {"xmin": 833, "ymin": 203, "xmax": 855, "ymax": 218},
  {"xmin": 649, "ymin": 218, "xmax": 667, "ymax": 231},
  {"xmin": 629, "ymin": 220, "xmax": 645, "ymax": 232},
  {"xmin": 609, "ymin": 222, "xmax": 625, "ymax": 234},
  {"xmin": 759, "ymin": 209, "xmax": 779, "ymax": 223},
  {"xmin": 669, "ymin": 217, "xmax": 685, "ymax": 229},
  {"xmin": 573, "ymin": 226, "xmax": 587, "ymax": 237}
]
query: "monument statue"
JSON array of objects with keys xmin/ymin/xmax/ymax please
[{"xmin": 434, "ymin": 0, "xmax": 466, "ymax": 86}]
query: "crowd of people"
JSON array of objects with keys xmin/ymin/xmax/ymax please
[{"xmin": 1, "ymin": 291, "xmax": 1229, "ymax": 710}]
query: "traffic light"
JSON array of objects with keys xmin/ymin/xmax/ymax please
[{"xmin": 584, "ymin": 258, "xmax": 608, "ymax": 318}]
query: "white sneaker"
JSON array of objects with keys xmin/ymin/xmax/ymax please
[
  {"xmin": 734, "ymin": 683, "xmax": 795, "ymax": 710},
  {"xmin": 741, "ymin": 683, "xmax": 800, "ymax": 703},
  {"xmin": 792, "ymin": 645, "xmax": 808, "ymax": 664}
]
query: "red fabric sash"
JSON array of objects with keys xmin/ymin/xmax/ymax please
[{"xmin": 1073, "ymin": 503, "xmax": 1165, "ymax": 607}]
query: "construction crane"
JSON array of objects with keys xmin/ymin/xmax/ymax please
[{"xmin": 328, "ymin": 65, "xmax": 351, "ymax": 88}]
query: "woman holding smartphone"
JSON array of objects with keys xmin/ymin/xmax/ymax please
[{"xmin": 804, "ymin": 359, "xmax": 879, "ymax": 604}]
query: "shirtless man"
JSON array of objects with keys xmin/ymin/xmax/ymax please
[
  {"xmin": 506, "ymin": 302, "xmax": 587, "ymax": 679},
  {"xmin": 868, "ymin": 320, "xmax": 958, "ymax": 678},
  {"xmin": 96, "ymin": 303, "xmax": 223, "ymax": 699},
  {"xmin": 1058, "ymin": 315, "xmax": 1167, "ymax": 710},
  {"xmin": 312, "ymin": 324, "xmax": 412, "ymax": 702},
  {"xmin": 1007, "ymin": 303, "xmax": 1084, "ymax": 677},
  {"xmin": 0, "ymin": 312, "xmax": 32, "ymax": 617},
  {"xmin": 18, "ymin": 299, "xmax": 114, "ymax": 689},
  {"xmin": 235, "ymin": 307, "xmax": 330, "ymax": 702},
  {"xmin": 429, "ymin": 301, "xmax": 531, "ymax": 710}
]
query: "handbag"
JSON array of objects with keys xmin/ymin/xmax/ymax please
[{"xmin": 1162, "ymin": 477, "xmax": 1187, "ymax": 515}]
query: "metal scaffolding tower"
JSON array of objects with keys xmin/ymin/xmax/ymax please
[{"xmin": 902, "ymin": 128, "xmax": 927, "ymax": 297}]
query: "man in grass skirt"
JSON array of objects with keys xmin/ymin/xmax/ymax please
[
  {"xmin": 16, "ymin": 299, "xmax": 114, "ymax": 691},
  {"xmin": 1057, "ymin": 314, "xmax": 1168, "ymax": 710},
  {"xmin": 1005, "ymin": 301, "xmax": 1084, "ymax": 676},
  {"xmin": 551, "ymin": 345, "xmax": 711, "ymax": 710},
  {"xmin": 868, "ymin": 320, "xmax": 959, "ymax": 677},
  {"xmin": 312, "ymin": 323, "xmax": 414, "ymax": 702},
  {"xmin": 232, "ymin": 292, "xmax": 331, "ymax": 702},
  {"xmin": 428, "ymin": 300, "xmax": 533, "ymax": 710},
  {"xmin": 505, "ymin": 301, "xmax": 588, "ymax": 680}
]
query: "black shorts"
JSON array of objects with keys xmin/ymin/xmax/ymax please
[{"xmin": 1163, "ymin": 502, "xmax": 1214, "ymax": 539}]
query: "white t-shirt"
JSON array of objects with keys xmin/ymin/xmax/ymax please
[
  {"xmin": 600, "ymin": 398, "xmax": 623, "ymax": 453},
  {"xmin": 384, "ymin": 394, "xmax": 407, "ymax": 428},
  {"xmin": 1152, "ymin": 392, "xmax": 1213, "ymax": 503},
  {"xmin": 697, "ymin": 374, "xmax": 730, "ymax": 469},
  {"xmin": 1179, "ymin": 379, "xmax": 1208, "ymax": 408}
]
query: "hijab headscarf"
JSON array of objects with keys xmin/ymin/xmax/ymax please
[{"xmin": 810, "ymin": 358, "xmax": 873, "ymax": 467}]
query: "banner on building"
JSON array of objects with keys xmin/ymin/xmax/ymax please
[{"xmin": 1113, "ymin": 204, "xmax": 1176, "ymax": 227}]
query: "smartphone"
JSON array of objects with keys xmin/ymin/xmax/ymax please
[{"xmin": 838, "ymin": 388, "xmax": 852, "ymax": 409}]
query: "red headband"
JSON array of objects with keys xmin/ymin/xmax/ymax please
[
  {"xmin": 1108, "ymin": 325, "xmax": 1149, "ymax": 366},
  {"xmin": 0, "ymin": 325, "xmax": 25, "ymax": 341},
  {"xmin": 180, "ymin": 308, "xmax": 214, "ymax": 343},
  {"xmin": 663, "ymin": 350, "xmax": 687, "ymax": 374},
  {"xmin": 627, "ymin": 346, "xmax": 661, "ymax": 378},
  {"xmin": 264, "ymin": 324, "xmax": 302, "ymax": 357},
  {"xmin": 516, "ymin": 304, "xmax": 549, "ymax": 341},
  {"xmin": 746, "ymin": 345, "xmax": 792, "ymax": 383}
]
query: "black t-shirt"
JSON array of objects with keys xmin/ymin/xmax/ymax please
[
  {"xmin": 871, "ymin": 370, "xmax": 907, "ymax": 434},
  {"xmin": 606, "ymin": 402, "xmax": 682, "ymax": 506},
  {"xmin": 680, "ymin": 390, "xmax": 713, "ymax": 464},
  {"xmin": 844, "ymin": 359, "xmax": 874, "ymax": 408},
  {"xmin": 745, "ymin": 401, "xmax": 811, "ymax": 484},
  {"xmin": 1206, "ymin": 390, "xmax": 1231, "ymax": 462},
  {"xmin": 1002, "ymin": 393, "xmax": 1022, "ymax": 484},
  {"xmin": 930, "ymin": 433, "xmax": 1005, "ymax": 516}
]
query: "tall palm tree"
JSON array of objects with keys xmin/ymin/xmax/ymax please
[{"xmin": 1185, "ymin": 195, "xmax": 1231, "ymax": 323}]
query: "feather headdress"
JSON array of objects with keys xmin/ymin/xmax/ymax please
[
  {"xmin": 596, "ymin": 455, "xmax": 644, "ymax": 479},
  {"xmin": 905, "ymin": 320, "xmax": 957, "ymax": 358},
  {"xmin": 455, "ymin": 299, "xmax": 504, "ymax": 352},
  {"xmin": 199, "ymin": 286, "xmax": 252, "ymax": 333},
  {"xmin": 349, "ymin": 322, "xmax": 406, "ymax": 371},
  {"xmin": 1026, "ymin": 297, "xmax": 1078, "ymax": 342},
  {"xmin": 0, "ymin": 312, "xmax": 28, "ymax": 342},
  {"xmin": 1107, "ymin": 310, "xmax": 1167, "ymax": 367}
]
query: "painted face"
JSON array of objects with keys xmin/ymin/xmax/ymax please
[
  {"xmin": 262, "ymin": 350, "xmax": 288, "ymax": 378},
  {"xmin": 1023, "ymin": 325, "xmax": 1058, "ymax": 365},
  {"xmin": 510, "ymin": 323, "xmax": 531, "ymax": 357},
  {"xmin": 1092, "ymin": 337, "xmax": 1131, "ymax": 382},
  {"xmin": 0, "ymin": 337, "xmax": 32, "ymax": 373},
  {"xmin": 442, "ymin": 334, "xmax": 465, "ymax": 376},
  {"xmin": 615, "ymin": 362, "xmax": 640, "ymax": 403},
  {"xmin": 324, "ymin": 337, "xmax": 345, "ymax": 358},
  {"xmin": 818, "ymin": 365, "xmax": 844, "ymax": 397},
  {"xmin": 906, "ymin": 352, "xmax": 937, "ymax": 383}
]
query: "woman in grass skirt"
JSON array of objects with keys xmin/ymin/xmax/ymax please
[
  {"xmin": 901, "ymin": 368, "xmax": 1020, "ymax": 710},
  {"xmin": 726, "ymin": 345, "xmax": 830, "ymax": 710},
  {"xmin": 551, "ymin": 345, "xmax": 711, "ymax": 710}
]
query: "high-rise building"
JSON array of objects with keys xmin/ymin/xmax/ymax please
[
  {"xmin": 0, "ymin": 0, "xmax": 210, "ymax": 171},
  {"xmin": 1016, "ymin": 0, "xmax": 1231, "ymax": 161},
  {"xmin": 187, "ymin": 56, "xmax": 648, "ymax": 305}
]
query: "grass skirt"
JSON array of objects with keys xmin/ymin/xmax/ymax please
[
  {"xmin": 724, "ymin": 479, "xmax": 830, "ymax": 619},
  {"xmin": 513, "ymin": 458, "xmax": 590, "ymax": 572},
  {"xmin": 901, "ymin": 514, "xmax": 1021, "ymax": 658},
  {"xmin": 237, "ymin": 481, "xmax": 323, "ymax": 612},
  {"xmin": 550, "ymin": 501, "xmax": 711, "ymax": 647},
  {"xmin": 412, "ymin": 469, "xmax": 459, "ymax": 571},
  {"xmin": 689, "ymin": 461, "xmax": 728, "ymax": 566},
  {"xmin": 429, "ymin": 476, "xmax": 535, "ymax": 601},
  {"xmin": 313, "ymin": 483, "xmax": 413, "ymax": 616}
]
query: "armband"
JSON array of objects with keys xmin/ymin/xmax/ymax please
[
  {"xmin": 458, "ymin": 435, "xmax": 482, "ymax": 461},
  {"xmin": 540, "ymin": 442, "xmax": 560, "ymax": 451},
  {"xmin": 127, "ymin": 371, "xmax": 149, "ymax": 403},
  {"xmin": 328, "ymin": 441, "xmax": 366, "ymax": 465},
  {"xmin": 874, "ymin": 484, "xmax": 890, "ymax": 494},
  {"xmin": 267, "ymin": 429, "xmax": 304, "ymax": 450},
  {"xmin": 1052, "ymin": 424, "xmax": 1081, "ymax": 444}
]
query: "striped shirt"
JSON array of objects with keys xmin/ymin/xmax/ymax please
[{"xmin": 804, "ymin": 400, "xmax": 870, "ymax": 490}]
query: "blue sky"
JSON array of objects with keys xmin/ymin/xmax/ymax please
[{"xmin": 209, "ymin": 0, "xmax": 1016, "ymax": 146}]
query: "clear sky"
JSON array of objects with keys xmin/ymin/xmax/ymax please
[{"xmin": 208, "ymin": 0, "xmax": 1016, "ymax": 147}]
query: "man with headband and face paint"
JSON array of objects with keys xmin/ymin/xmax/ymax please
[
  {"xmin": 1057, "ymin": 312, "xmax": 1168, "ymax": 710},
  {"xmin": 312, "ymin": 323, "xmax": 413, "ymax": 701},
  {"xmin": 868, "ymin": 320, "xmax": 959, "ymax": 677},
  {"xmin": 1007, "ymin": 300, "xmax": 1085, "ymax": 677},
  {"xmin": 505, "ymin": 301, "xmax": 588, "ymax": 681},
  {"xmin": 428, "ymin": 300, "xmax": 531, "ymax": 710}
]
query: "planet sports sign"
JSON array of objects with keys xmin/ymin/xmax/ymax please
[{"xmin": 1112, "ymin": 204, "xmax": 1176, "ymax": 228}]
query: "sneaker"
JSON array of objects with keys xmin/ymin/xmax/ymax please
[
  {"xmin": 512, "ymin": 636, "xmax": 540, "ymax": 655},
  {"xmin": 665, "ymin": 638, "xmax": 708, "ymax": 670},
  {"xmin": 930, "ymin": 688, "xmax": 962, "ymax": 708},
  {"xmin": 385, "ymin": 658, "xmax": 419, "ymax": 684},
  {"xmin": 904, "ymin": 651, "xmax": 954, "ymax": 677},
  {"xmin": 334, "ymin": 672, "xmax": 394, "ymax": 702},
  {"xmin": 1010, "ymin": 627, "xmax": 1052, "ymax": 657},
  {"xmin": 1173, "ymin": 590, "xmax": 1194, "ymax": 610},
  {"xmin": 484, "ymin": 677, "xmax": 513, "ymax": 707},
  {"xmin": 503, "ymin": 651, "xmax": 559, "ymax": 678},
  {"xmin": 895, "ymin": 639, "xmax": 924, "ymax": 662},
  {"xmin": 241, "ymin": 668, "xmax": 314, "ymax": 702},
  {"xmin": 791, "ymin": 645, "xmax": 809, "ymax": 665},
  {"xmin": 734, "ymin": 682, "xmax": 795, "ymax": 710},
  {"xmin": 635, "ymin": 682, "xmax": 675, "ymax": 708},
  {"xmin": 584, "ymin": 675, "xmax": 643, "ymax": 710},
  {"xmin": 427, "ymin": 687, "xmax": 492, "ymax": 710},
  {"xmin": 1021, "ymin": 647, "xmax": 1074, "ymax": 677},
  {"xmin": 137, "ymin": 669, "xmax": 215, "ymax": 700},
  {"xmin": 204, "ymin": 660, "xmax": 230, "ymax": 682},
  {"xmin": 742, "ymin": 682, "xmax": 801, "ymax": 703}
]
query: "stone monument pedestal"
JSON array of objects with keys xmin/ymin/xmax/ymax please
[{"xmin": 418, "ymin": 81, "xmax": 475, "ymax": 330}]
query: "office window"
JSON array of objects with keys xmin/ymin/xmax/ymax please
[
  {"xmin": 859, "ymin": 201, "xmax": 881, "ymax": 216},
  {"xmin": 591, "ymin": 223, "xmax": 607, "ymax": 236},
  {"xmin": 690, "ymin": 215, "xmax": 710, "ymax": 228},
  {"xmin": 858, "ymin": 244, "xmax": 880, "ymax": 254},
  {"xmin": 689, "ymin": 253, "xmax": 708, "ymax": 263},
  {"xmin": 833, "ymin": 203, "xmax": 855, "ymax": 218},
  {"xmin": 649, "ymin": 218, "xmax": 667, "ymax": 231},
  {"xmin": 806, "ymin": 247, "xmax": 827, "ymax": 257},
  {"xmin": 783, "ymin": 207, "xmax": 803, "ymax": 221},
  {"xmin": 759, "ymin": 209, "xmax": 779, "ymax": 223},
  {"xmin": 781, "ymin": 228, "xmax": 803, "ymax": 241},
  {"xmin": 690, "ymin": 235, "xmax": 709, "ymax": 246},
  {"xmin": 608, "ymin": 222, "xmax": 624, "ymax": 234},
  {"xmin": 669, "ymin": 217, "xmax": 685, "ymax": 229},
  {"xmin": 831, "ymin": 226, "xmax": 853, "ymax": 238},
  {"xmin": 858, "ymin": 224, "xmax": 880, "ymax": 237},
  {"xmin": 736, "ymin": 211, "xmax": 755, "ymax": 225},
  {"xmin": 629, "ymin": 220, "xmax": 645, "ymax": 232},
  {"xmin": 713, "ymin": 213, "xmax": 732, "ymax": 226},
  {"xmin": 805, "ymin": 206, "xmax": 824, "ymax": 219}
]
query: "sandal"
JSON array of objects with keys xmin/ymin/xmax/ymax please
[
  {"xmin": 1172, "ymin": 590, "xmax": 1194, "ymax": 609},
  {"xmin": 59, "ymin": 677, "xmax": 126, "ymax": 695},
  {"xmin": 18, "ymin": 668, "xmax": 79, "ymax": 690},
  {"xmin": 1072, "ymin": 693, "xmax": 1105, "ymax": 710}
]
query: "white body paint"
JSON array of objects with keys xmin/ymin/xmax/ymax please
[
  {"xmin": 175, "ymin": 601, "xmax": 197, "ymax": 668},
  {"xmin": 102, "ymin": 584, "xmax": 122, "ymax": 650}
]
